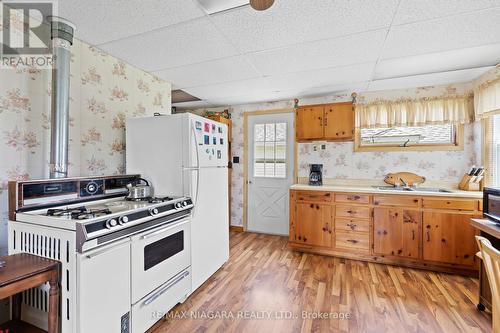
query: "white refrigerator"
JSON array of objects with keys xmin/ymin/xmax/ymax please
[{"xmin": 126, "ymin": 113, "xmax": 229, "ymax": 292}]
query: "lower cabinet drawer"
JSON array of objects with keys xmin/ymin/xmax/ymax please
[
  {"xmin": 422, "ymin": 198, "xmax": 478, "ymax": 211},
  {"xmin": 335, "ymin": 218, "xmax": 370, "ymax": 233},
  {"xmin": 295, "ymin": 191, "xmax": 332, "ymax": 202},
  {"xmin": 132, "ymin": 268, "xmax": 191, "ymax": 333},
  {"xmin": 335, "ymin": 193, "xmax": 370, "ymax": 204},
  {"xmin": 336, "ymin": 205, "xmax": 371, "ymax": 219},
  {"xmin": 335, "ymin": 232, "xmax": 370, "ymax": 251}
]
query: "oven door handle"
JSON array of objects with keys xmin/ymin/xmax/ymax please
[
  {"xmin": 142, "ymin": 270, "xmax": 190, "ymax": 306},
  {"xmin": 140, "ymin": 218, "xmax": 189, "ymax": 240}
]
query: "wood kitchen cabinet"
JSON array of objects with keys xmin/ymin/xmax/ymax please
[
  {"xmin": 294, "ymin": 202, "xmax": 333, "ymax": 247},
  {"xmin": 295, "ymin": 105, "xmax": 324, "ymax": 140},
  {"xmin": 324, "ymin": 103, "xmax": 354, "ymax": 140},
  {"xmin": 289, "ymin": 189, "xmax": 483, "ymax": 275},
  {"xmin": 423, "ymin": 212, "xmax": 480, "ymax": 266},
  {"xmin": 295, "ymin": 102, "xmax": 354, "ymax": 142},
  {"xmin": 373, "ymin": 208, "xmax": 421, "ymax": 259}
]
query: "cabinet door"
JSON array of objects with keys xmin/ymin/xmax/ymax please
[
  {"xmin": 373, "ymin": 208, "xmax": 421, "ymax": 258},
  {"xmin": 324, "ymin": 103, "xmax": 354, "ymax": 140},
  {"xmin": 423, "ymin": 212, "xmax": 479, "ymax": 266},
  {"xmin": 401, "ymin": 210, "xmax": 421, "ymax": 258},
  {"xmin": 296, "ymin": 106, "xmax": 324, "ymax": 141},
  {"xmin": 295, "ymin": 202, "xmax": 332, "ymax": 247}
]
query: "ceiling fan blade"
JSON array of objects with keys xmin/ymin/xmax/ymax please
[{"xmin": 250, "ymin": 0, "xmax": 275, "ymax": 11}]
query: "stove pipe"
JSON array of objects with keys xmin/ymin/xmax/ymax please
[{"xmin": 48, "ymin": 17, "xmax": 75, "ymax": 178}]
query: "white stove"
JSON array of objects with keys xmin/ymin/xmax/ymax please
[
  {"xmin": 8, "ymin": 175, "xmax": 193, "ymax": 333},
  {"xmin": 16, "ymin": 195, "xmax": 193, "ymax": 253}
]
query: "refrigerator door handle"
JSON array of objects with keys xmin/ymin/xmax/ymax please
[
  {"xmin": 190, "ymin": 121, "xmax": 200, "ymax": 169},
  {"xmin": 194, "ymin": 168, "xmax": 200, "ymax": 215}
]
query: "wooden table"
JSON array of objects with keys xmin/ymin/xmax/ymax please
[
  {"xmin": 470, "ymin": 218, "xmax": 500, "ymax": 312},
  {"xmin": 0, "ymin": 253, "xmax": 61, "ymax": 333}
]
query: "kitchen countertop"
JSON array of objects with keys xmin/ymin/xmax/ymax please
[{"xmin": 290, "ymin": 183, "xmax": 483, "ymax": 199}]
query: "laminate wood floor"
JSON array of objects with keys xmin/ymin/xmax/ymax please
[{"xmin": 151, "ymin": 232, "xmax": 492, "ymax": 333}]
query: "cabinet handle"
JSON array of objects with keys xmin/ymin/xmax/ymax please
[
  {"xmin": 319, "ymin": 117, "xmax": 323, "ymax": 126},
  {"xmin": 348, "ymin": 195, "xmax": 361, "ymax": 201},
  {"xmin": 347, "ymin": 223, "xmax": 357, "ymax": 230},
  {"xmin": 310, "ymin": 204, "xmax": 314, "ymax": 208},
  {"xmin": 347, "ymin": 210, "xmax": 355, "ymax": 214},
  {"xmin": 426, "ymin": 230, "xmax": 430, "ymax": 242},
  {"xmin": 298, "ymin": 236, "xmax": 302, "ymax": 240},
  {"xmin": 316, "ymin": 205, "xmax": 320, "ymax": 209},
  {"xmin": 324, "ymin": 117, "xmax": 328, "ymax": 126},
  {"xmin": 303, "ymin": 237, "xmax": 307, "ymax": 242},
  {"xmin": 347, "ymin": 239, "xmax": 358, "ymax": 244},
  {"xmin": 412, "ymin": 230, "xmax": 415, "ymax": 240}
]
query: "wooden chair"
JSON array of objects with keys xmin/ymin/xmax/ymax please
[{"xmin": 476, "ymin": 236, "xmax": 500, "ymax": 333}]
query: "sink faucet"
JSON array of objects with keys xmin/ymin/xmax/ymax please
[
  {"xmin": 399, "ymin": 177, "xmax": 407, "ymax": 187},
  {"xmin": 399, "ymin": 177, "xmax": 410, "ymax": 188}
]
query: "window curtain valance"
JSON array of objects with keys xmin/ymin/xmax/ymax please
[
  {"xmin": 474, "ymin": 75, "xmax": 500, "ymax": 119},
  {"xmin": 355, "ymin": 95, "xmax": 474, "ymax": 129}
]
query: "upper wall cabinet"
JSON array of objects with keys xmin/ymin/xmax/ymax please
[
  {"xmin": 295, "ymin": 102, "xmax": 354, "ymax": 142},
  {"xmin": 295, "ymin": 105, "xmax": 324, "ymax": 140}
]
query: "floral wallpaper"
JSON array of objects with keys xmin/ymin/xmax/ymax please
[
  {"xmin": 225, "ymin": 83, "xmax": 482, "ymax": 227},
  {"xmin": 0, "ymin": 38, "xmax": 171, "ymax": 254}
]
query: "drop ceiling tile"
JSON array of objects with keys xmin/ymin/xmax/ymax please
[
  {"xmin": 59, "ymin": 0, "xmax": 206, "ymax": 45},
  {"xmin": 375, "ymin": 43, "xmax": 500, "ymax": 80},
  {"xmin": 172, "ymin": 100, "xmax": 213, "ymax": 109},
  {"xmin": 211, "ymin": 0, "xmax": 399, "ymax": 53},
  {"xmin": 155, "ymin": 56, "xmax": 261, "ymax": 89},
  {"xmin": 298, "ymin": 82, "xmax": 370, "ymax": 98},
  {"xmin": 368, "ymin": 67, "xmax": 493, "ymax": 91},
  {"xmin": 382, "ymin": 8, "xmax": 500, "ymax": 58},
  {"xmin": 98, "ymin": 18, "xmax": 239, "ymax": 71},
  {"xmin": 265, "ymin": 63, "xmax": 375, "ymax": 92},
  {"xmin": 184, "ymin": 77, "xmax": 273, "ymax": 99},
  {"xmin": 394, "ymin": 0, "xmax": 500, "ymax": 25},
  {"xmin": 249, "ymin": 29, "xmax": 388, "ymax": 75}
]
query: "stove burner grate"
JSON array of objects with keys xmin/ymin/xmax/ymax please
[
  {"xmin": 47, "ymin": 207, "xmax": 87, "ymax": 217},
  {"xmin": 125, "ymin": 196, "xmax": 174, "ymax": 203},
  {"xmin": 46, "ymin": 207, "xmax": 112, "ymax": 220},
  {"xmin": 148, "ymin": 196, "xmax": 174, "ymax": 204},
  {"xmin": 75, "ymin": 208, "xmax": 112, "ymax": 220}
]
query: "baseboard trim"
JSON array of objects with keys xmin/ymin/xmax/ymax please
[{"xmin": 230, "ymin": 226, "xmax": 244, "ymax": 232}]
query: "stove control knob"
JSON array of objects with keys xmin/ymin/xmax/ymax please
[
  {"xmin": 106, "ymin": 218, "xmax": 118, "ymax": 229},
  {"xmin": 182, "ymin": 201, "xmax": 188, "ymax": 207},
  {"xmin": 118, "ymin": 216, "xmax": 129, "ymax": 225},
  {"xmin": 175, "ymin": 202, "xmax": 182, "ymax": 209},
  {"xmin": 149, "ymin": 208, "xmax": 159, "ymax": 216}
]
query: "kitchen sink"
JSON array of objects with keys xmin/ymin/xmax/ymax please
[{"xmin": 374, "ymin": 186, "xmax": 453, "ymax": 193}]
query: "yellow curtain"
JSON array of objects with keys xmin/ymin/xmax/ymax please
[
  {"xmin": 355, "ymin": 95, "xmax": 474, "ymax": 128},
  {"xmin": 474, "ymin": 75, "xmax": 500, "ymax": 119}
]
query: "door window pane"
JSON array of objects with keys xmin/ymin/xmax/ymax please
[{"xmin": 253, "ymin": 122, "xmax": 287, "ymax": 178}]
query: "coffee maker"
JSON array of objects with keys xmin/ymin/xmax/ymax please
[{"xmin": 309, "ymin": 164, "xmax": 323, "ymax": 186}]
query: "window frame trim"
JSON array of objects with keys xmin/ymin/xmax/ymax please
[
  {"xmin": 253, "ymin": 122, "xmax": 288, "ymax": 179},
  {"xmin": 354, "ymin": 124, "xmax": 464, "ymax": 152}
]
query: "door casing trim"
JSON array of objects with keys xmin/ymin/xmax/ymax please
[{"xmin": 243, "ymin": 108, "xmax": 297, "ymax": 231}]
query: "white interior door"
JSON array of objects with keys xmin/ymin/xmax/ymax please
[{"xmin": 247, "ymin": 112, "xmax": 294, "ymax": 235}]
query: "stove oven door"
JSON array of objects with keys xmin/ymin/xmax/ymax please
[{"xmin": 130, "ymin": 217, "xmax": 191, "ymax": 304}]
